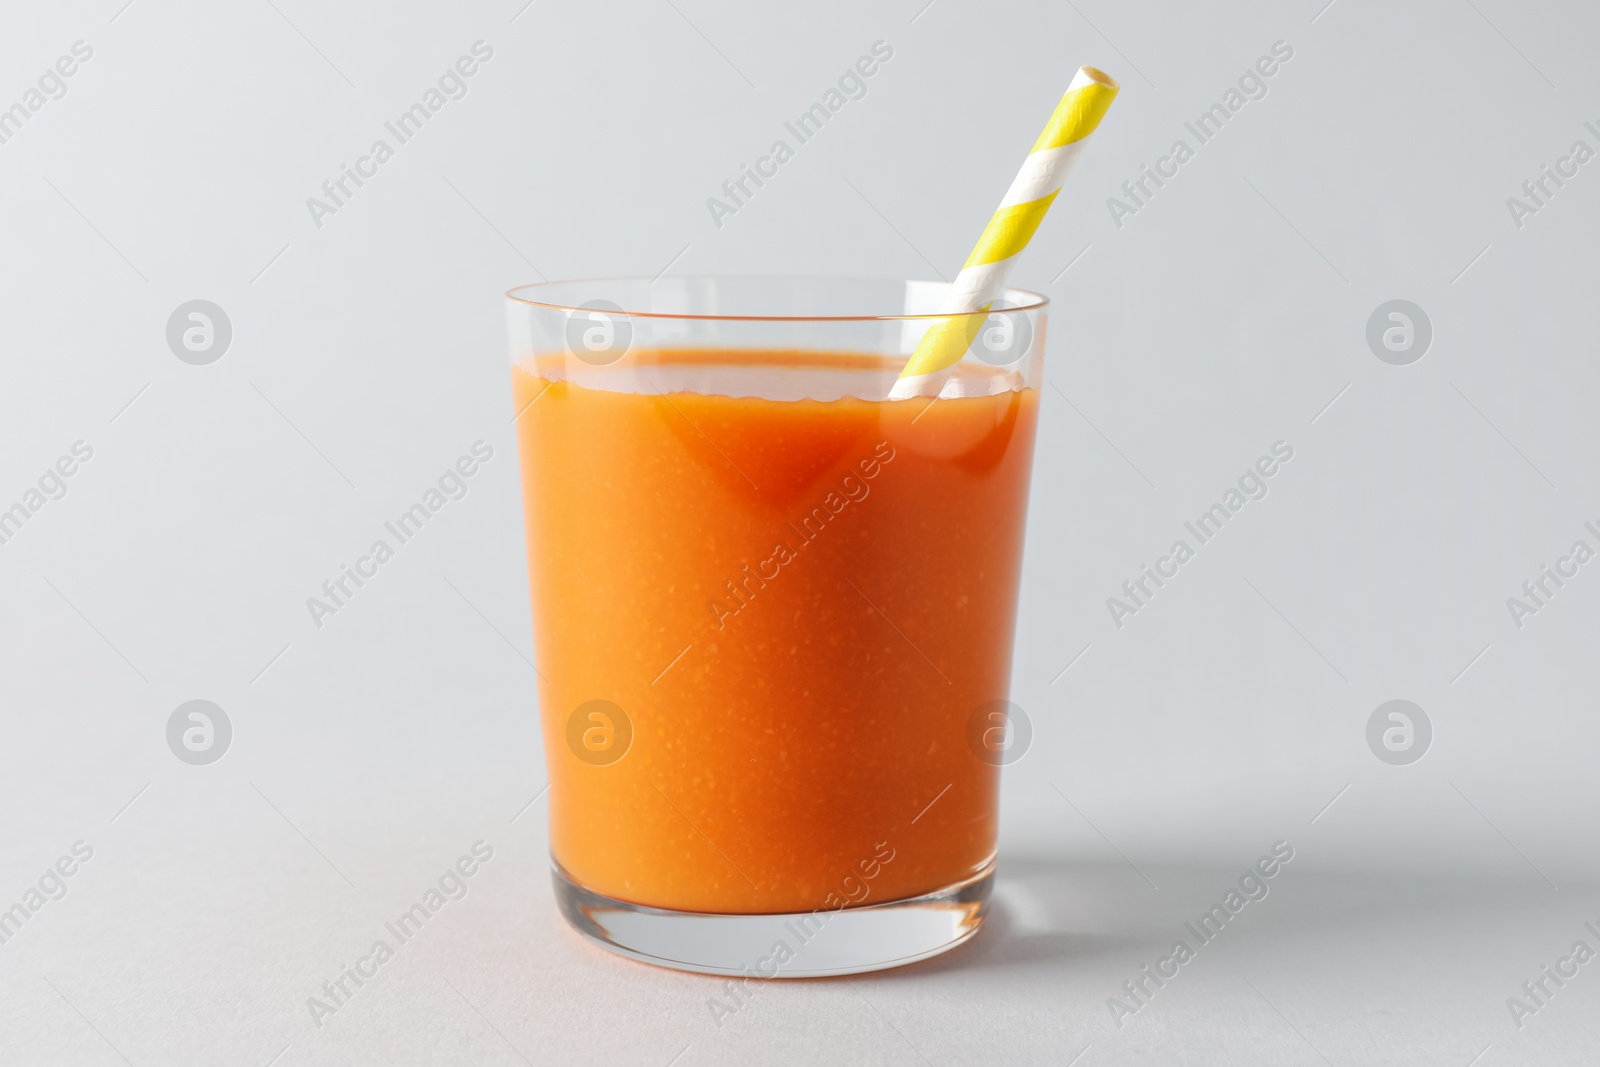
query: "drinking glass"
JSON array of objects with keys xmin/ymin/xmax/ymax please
[{"xmin": 506, "ymin": 276, "xmax": 1045, "ymax": 976}]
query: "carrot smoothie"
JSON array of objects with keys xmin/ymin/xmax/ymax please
[{"xmin": 514, "ymin": 348, "xmax": 1038, "ymax": 915}]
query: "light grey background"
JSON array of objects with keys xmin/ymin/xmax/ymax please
[{"xmin": 3, "ymin": 0, "xmax": 1598, "ymax": 1063}]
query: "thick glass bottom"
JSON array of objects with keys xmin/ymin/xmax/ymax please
[{"xmin": 552, "ymin": 859, "xmax": 993, "ymax": 978}]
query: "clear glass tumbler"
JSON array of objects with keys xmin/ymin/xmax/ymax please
[{"xmin": 505, "ymin": 277, "xmax": 1045, "ymax": 976}]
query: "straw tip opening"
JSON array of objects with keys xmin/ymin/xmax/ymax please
[{"xmin": 1077, "ymin": 66, "xmax": 1119, "ymax": 90}]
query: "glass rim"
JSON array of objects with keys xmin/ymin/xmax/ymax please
[{"xmin": 504, "ymin": 275, "xmax": 1050, "ymax": 323}]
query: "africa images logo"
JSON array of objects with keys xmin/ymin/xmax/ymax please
[
  {"xmin": 707, "ymin": 442, "xmax": 896, "ymax": 630},
  {"xmin": 705, "ymin": 40, "xmax": 894, "ymax": 229},
  {"xmin": 305, "ymin": 42, "xmax": 494, "ymax": 229}
]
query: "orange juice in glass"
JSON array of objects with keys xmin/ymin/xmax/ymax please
[{"xmin": 507, "ymin": 277, "xmax": 1043, "ymax": 976}]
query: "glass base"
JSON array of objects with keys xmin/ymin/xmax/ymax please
[{"xmin": 552, "ymin": 860, "xmax": 993, "ymax": 978}]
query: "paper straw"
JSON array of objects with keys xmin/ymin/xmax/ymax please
[{"xmin": 890, "ymin": 67, "xmax": 1118, "ymax": 399}]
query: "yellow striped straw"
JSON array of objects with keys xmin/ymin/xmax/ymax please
[{"xmin": 891, "ymin": 66, "xmax": 1118, "ymax": 398}]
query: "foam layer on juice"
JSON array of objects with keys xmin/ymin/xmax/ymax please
[{"xmin": 515, "ymin": 348, "xmax": 1030, "ymax": 403}]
